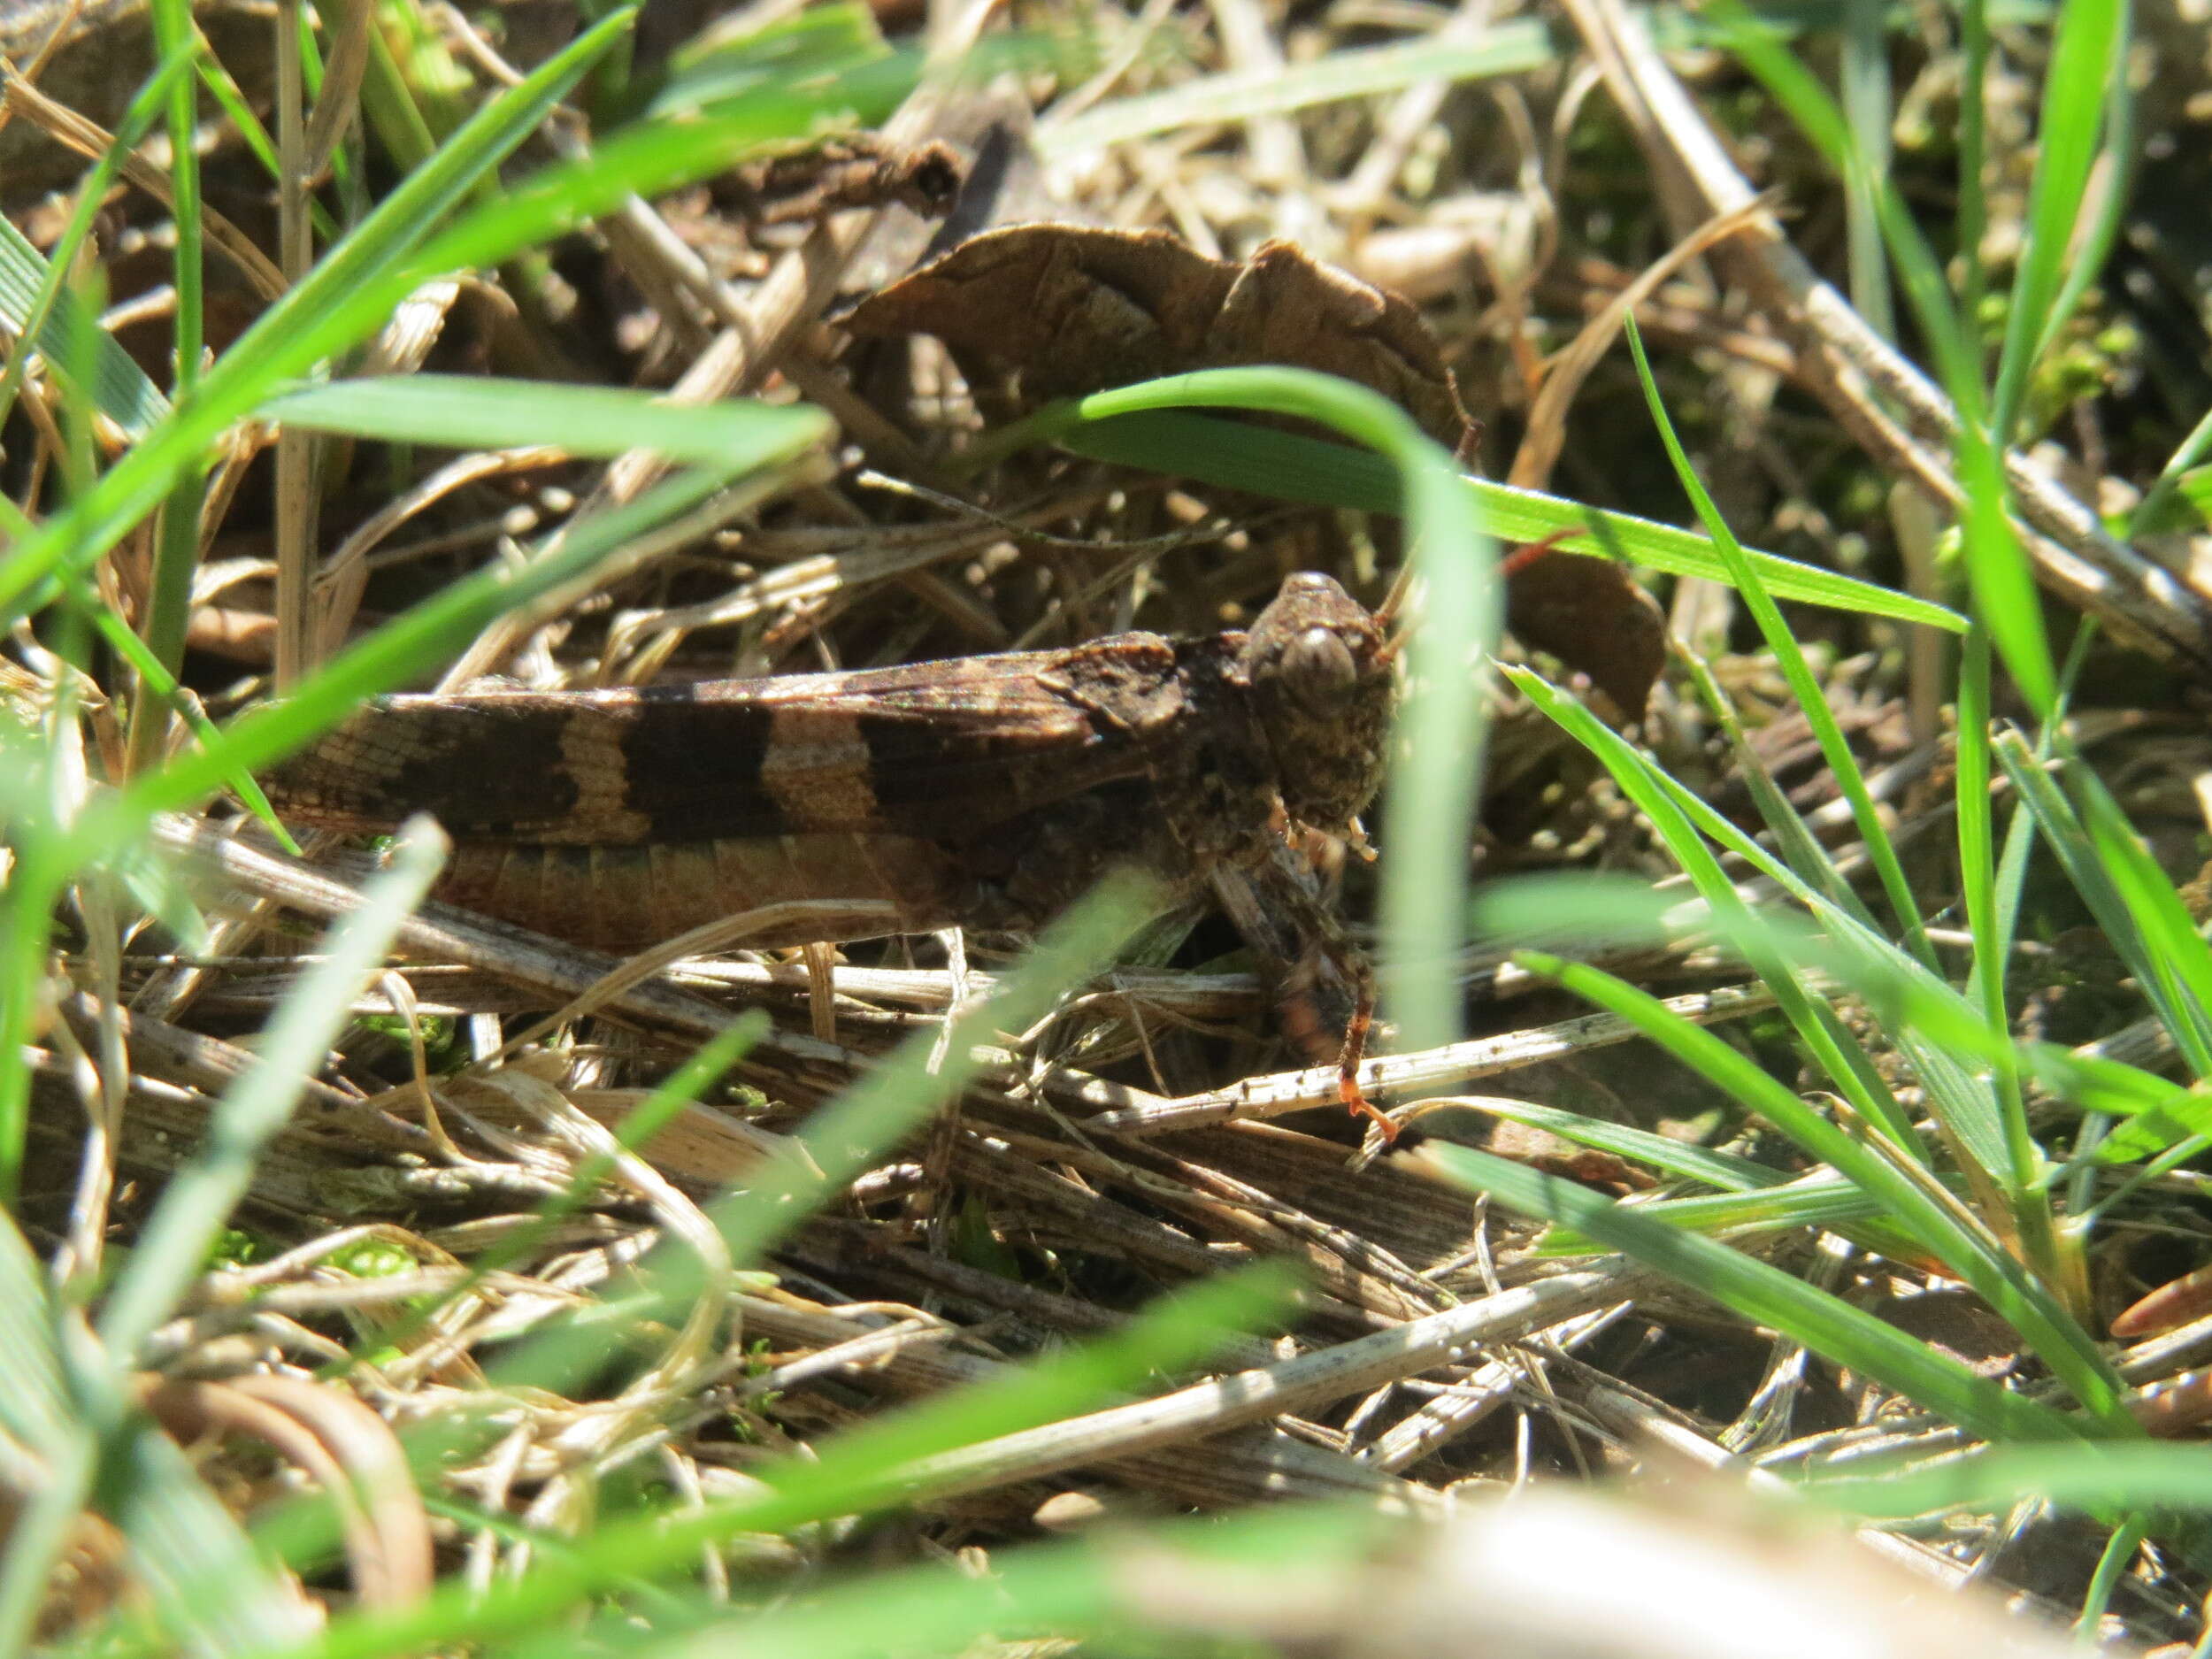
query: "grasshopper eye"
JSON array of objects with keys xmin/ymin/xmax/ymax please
[{"xmin": 1280, "ymin": 626, "xmax": 1360, "ymax": 714}]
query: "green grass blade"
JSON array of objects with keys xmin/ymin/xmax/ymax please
[
  {"xmin": 1988, "ymin": 0, "xmax": 2127, "ymax": 443},
  {"xmin": 1056, "ymin": 411, "xmax": 1965, "ymax": 628},
  {"xmin": 552, "ymin": 1504, "xmax": 1400, "ymax": 1659},
  {"xmin": 148, "ymin": 0, "xmax": 204, "ymax": 396},
  {"xmin": 754, "ymin": 1262, "xmax": 1302, "ymax": 1507},
  {"xmin": 365, "ymin": 1016, "xmax": 772, "ymax": 1366},
  {"xmin": 1623, "ymin": 315, "xmax": 1932, "ymax": 963},
  {"xmin": 114, "ymin": 1428, "xmax": 321, "ymax": 1654},
  {"xmin": 1994, "ymin": 733, "xmax": 2212, "ymax": 1075},
  {"xmin": 1411, "ymin": 1094, "xmax": 1784, "ymax": 1194},
  {"xmin": 0, "ymin": 134, "xmax": 178, "ymax": 440},
  {"xmin": 0, "ymin": 1440, "xmax": 96, "ymax": 1653},
  {"xmin": 1958, "ymin": 436, "xmax": 2058, "ymax": 718},
  {"xmin": 707, "ymin": 872, "xmax": 1166, "ymax": 1268},
  {"xmin": 1499, "ymin": 667, "xmax": 1924, "ymax": 1156},
  {"xmin": 133, "ymin": 0, "xmax": 215, "ymax": 774},
  {"xmin": 1473, "ymin": 873, "xmax": 1926, "ymax": 1024},
  {"xmin": 2129, "ymin": 403, "xmax": 2212, "ymax": 538},
  {"xmin": 1494, "ymin": 945, "xmax": 1936, "ymax": 1233},
  {"xmin": 1702, "ymin": 2, "xmax": 1975, "ymax": 395},
  {"xmin": 650, "ymin": 2, "xmax": 895, "ymax": 117},
  {"xmin": 2032, "ymin": 1051, "xmax": 2212, "ymax": 1166},
  {"xmin": 1956, "ymin": 0, "xmax": 1992, "ymax": 319},
  {"xmin": 1707, "ymin": 1, "xmax": 2057, "ymax": 712},
  {"xmin": 0, "ymin": 1217, "xmax": 65, "ymax": 1446},
  {"xmin": 2061, "ymin": 756, "xmax": 2212, "ymax": 1054},
  {"xmin": 1533, "ymin": 1176, "xmax": 1886, "ymax": 1258},
  {"xmin": 2036, "ymin": 38, "xmax": 2132, "ymax": 397},
  {"xmin": 0, "ymin": 842, "xmax": 441, "ymax": 1652},
  {"xmin": 1673, "ymin": 614, "xmax": 1874, "ymax": 929},
  {"xmin": 1839, "ymin": 0, "xmax": 1893, "ymax": 339},
  {"xmin": 1475, "ymin": 822, "xmax": 2015, "ymax": 1214},
  {"xmin": 1954, "ymin": 629, "xmax": 2038, "ymax": 1192},
  {"xmin": 1494, "ymin": 672, "xmax": 2030, "ymax": 1189},
  {"xmin": 1416, "ymin": 1141, "xmax": 2089, "ymax": 1445}
]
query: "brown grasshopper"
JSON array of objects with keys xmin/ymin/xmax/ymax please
[{"xmin": 265, "ymin": 572, "xmax": 1400, "ymax": 1132}]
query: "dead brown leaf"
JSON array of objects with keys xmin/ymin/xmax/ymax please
[{"xmin": 842, "ymin": 222, "xmax": 1475, "ymax": 450}]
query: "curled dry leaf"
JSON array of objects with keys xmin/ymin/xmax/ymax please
[
  {"xmin": 843, "ymin": 223, "xmax": 1476, "ymax": 451},
  {"xmin": 846, "ymin": 223, "xmax": 1665, "ymax": 718}
]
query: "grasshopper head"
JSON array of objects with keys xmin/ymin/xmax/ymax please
[{"xmin": 1241, "ymin": 572, "xmax": 1394, "ymax": 835}]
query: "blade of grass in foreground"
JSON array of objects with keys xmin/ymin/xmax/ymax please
[
  {"xmin": 710, "ymin": 871, "xmax": 1169, "ymax": 1266},
  {"xmin": 0, "ymin": 833, "xmax": 445, "ymax": 1655},
  {"xmin": 1806, "ymin": 1442, "xmax": 2212, "ymax": 1522},
  {"xmin": 487, "ymin": 870, "xmax": 1165, "ymax": 1397},
  {"xmin": 94, "ymin": 826, "xmax": 446, "ymax": 1363},
  {"xmin": 258, "ymin": 374, "xmax": 826, "ymax": 460},
  {"xmin": 0, "ymin": 1217, "xmax": 91, "ymax": 1652},
  {"xmin": 110, "ymin": 1426, "xmax": 322, "ymax": 1655},
  {"xmin": 200, "ymin": 872, "xmax": 1187, "ymax": 1623},
  {"xmin": 211, "ymin": 1265, "xmax": 1305, "ymax": 1659}
]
